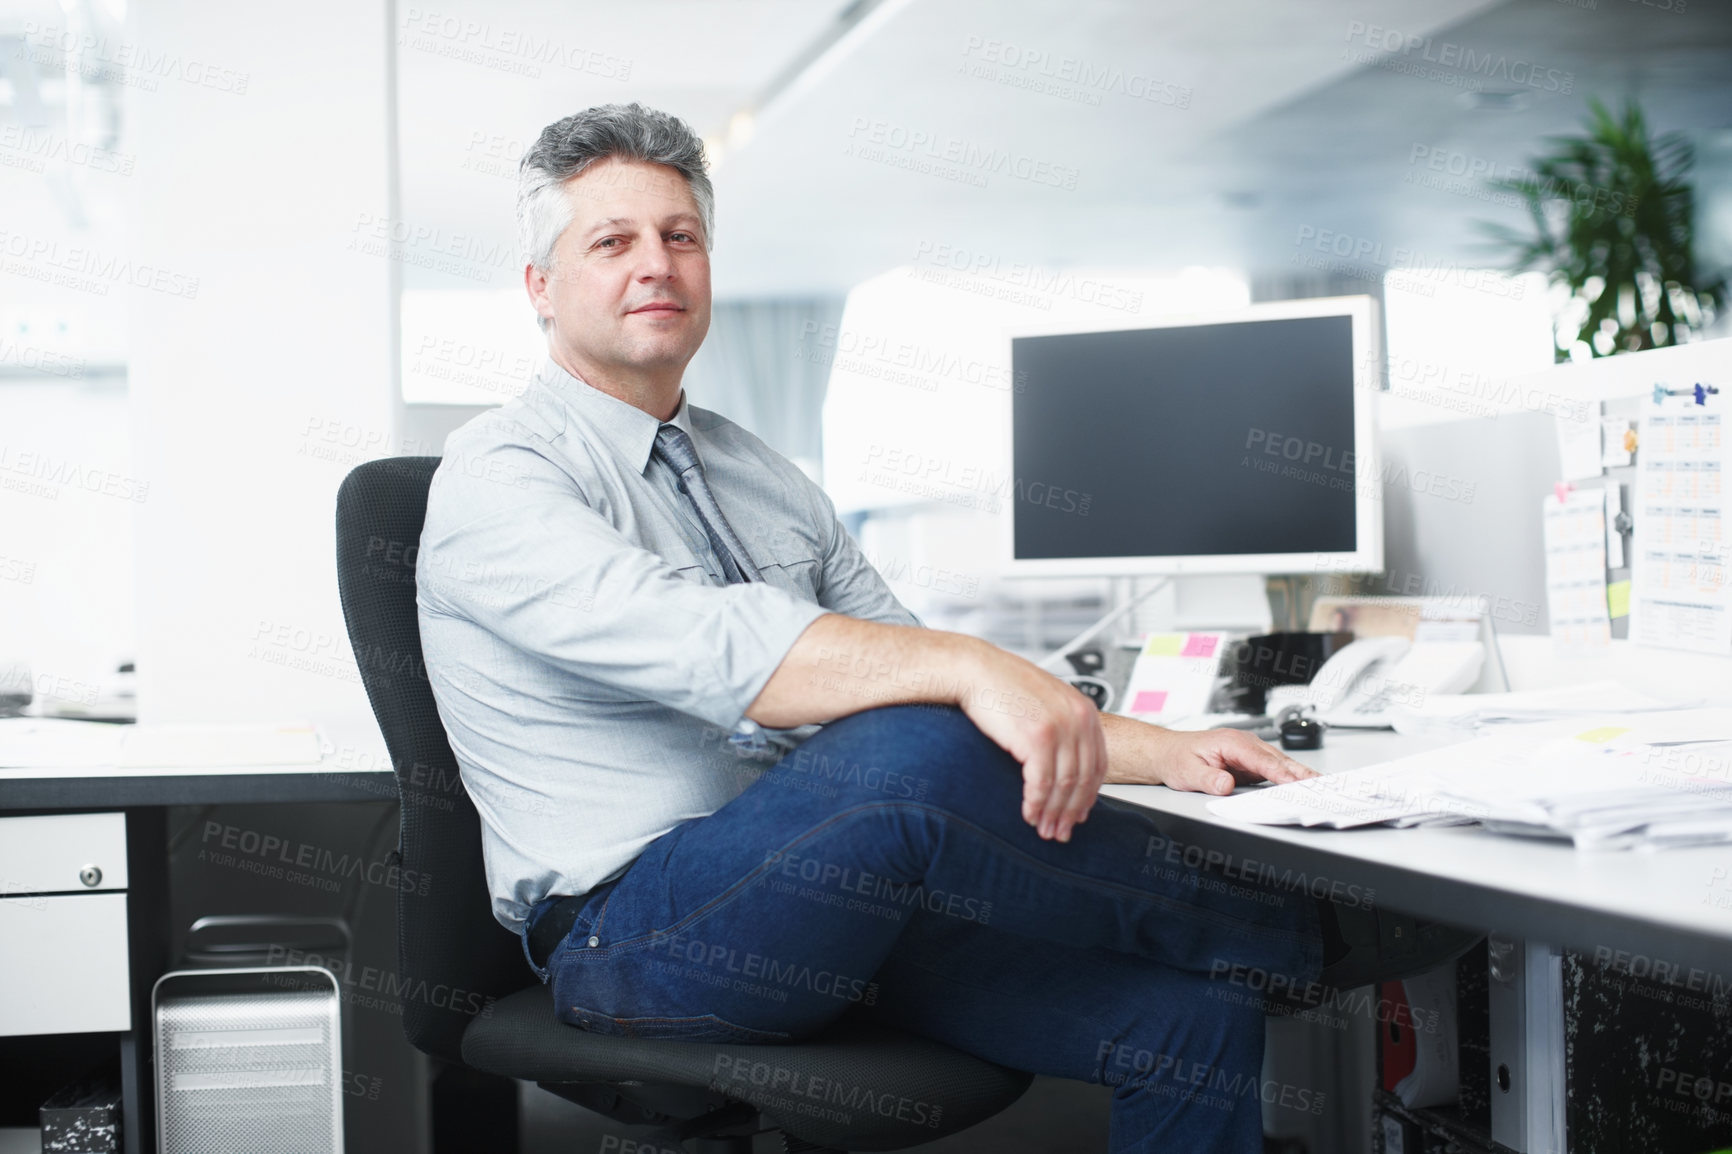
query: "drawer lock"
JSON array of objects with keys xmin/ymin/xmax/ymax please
[{"xmin": 79, "ymin": 865, "xmax": 102, "ymax": 888}]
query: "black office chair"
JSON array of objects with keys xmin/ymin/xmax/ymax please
[{"xmin": 334, "ymin": 457, "xmax": 1031, "ymax": 1153}]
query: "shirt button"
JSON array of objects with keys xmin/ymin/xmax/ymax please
[{"xmin": 587, "ymin": 936, "xmax": 600, "ymax": 948}]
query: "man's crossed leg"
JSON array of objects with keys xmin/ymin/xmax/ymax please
[{"xmin": 531, "ymin": 704, "xmax": 1324, "ymax": 1150}]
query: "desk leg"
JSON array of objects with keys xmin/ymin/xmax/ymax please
[
  {"xmin": 122, "ymin": 808, "xmax": 168, "ymax": 1154},
  {"xmin": 1487, "ymin": 935, "xmax": 1565, "ymax": 1153}
]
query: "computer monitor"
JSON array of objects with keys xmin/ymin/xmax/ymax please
[{"xmin": 1006, "ymin": 295, "xmax": 1382, "ymax": 577}]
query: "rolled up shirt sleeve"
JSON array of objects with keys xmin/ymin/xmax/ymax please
[
  {"xmin": 418, "ymin": 442, "xmax": 828, "ymax": 731},
  {"xmin": 807, "ymin": 484, "xmax": 923, "ymax": 629}
]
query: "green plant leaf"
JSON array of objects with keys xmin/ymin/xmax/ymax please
[{"xmin": 1477, "ymin": 96, "xmax": 1724, "ymax": 360}]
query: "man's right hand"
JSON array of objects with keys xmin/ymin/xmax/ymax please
[
  {"xmin": 955, "ymin": 644, "xmax": 1108, "ymax": 843},
  {"xmin": 747, "ymin": 614, "xmax": 1108, "ymax": 843}
]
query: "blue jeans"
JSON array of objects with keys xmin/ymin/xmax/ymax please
[{"xmin": 523, "ymin": 705, "xmax": 1323, "ymax": 1153}]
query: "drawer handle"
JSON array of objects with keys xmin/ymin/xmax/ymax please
[{"xmin": 79, "ymin": 865, "xmax": 102, "ymax": 888}]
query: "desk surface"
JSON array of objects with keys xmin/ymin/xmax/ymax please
[
  {"xmin": 9, "ymin": 729, "xmax": 1729, "ymax": 969},
  {"xmin": 0, "ymin": 758, "xmax": 399, "ymax": 808},
  {"xmin": 1103, "ymin": 729, "xmax": 1732, "ymax": 974}
]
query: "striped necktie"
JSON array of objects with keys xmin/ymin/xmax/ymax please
[{"xmin": 652, "ymin": 424, "xmax": 762, "ymax": 584}]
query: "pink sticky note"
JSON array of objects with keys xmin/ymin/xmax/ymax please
[
  {"xmin": 1181, "ymin": 634, "xmax": 1218, "ymax": 658},
  {"xmin": 1132, "ymin": 690, "xmax": 1169, "ymax": 714}
]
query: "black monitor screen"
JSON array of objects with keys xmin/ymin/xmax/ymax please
[{"xmin": 1011, "ymin": 315, "xmax": 1358, "ymax": 562}]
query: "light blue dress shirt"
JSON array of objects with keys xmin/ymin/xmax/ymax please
[{"xmin": 417, "ymin": 357, "xmax": 918, "ymax": 931}]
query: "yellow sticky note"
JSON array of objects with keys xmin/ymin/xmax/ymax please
[
  {"xmin": 1143, "ymin": 634, "xmax": 1184, "ymax": 656},
  {"xmin": 1576, "ymin": 726, "xmax": 1630, "ymax": 744},
  {"xmin": 1607, "ymin": 580, "xmax": 1631, "ymax": 619}
]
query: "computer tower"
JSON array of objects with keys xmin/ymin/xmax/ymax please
[{"xmin": 153, "ymin": 967, "xmax": 343, "ymax": 1154}]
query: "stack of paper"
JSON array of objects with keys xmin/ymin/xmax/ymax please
[
  {"xmin": 1208, "ymin": 709, "xmax": 1732, "ymax": 850},
  {"xmin": 1384, "ymin": 681, "xmax": 1694, "ymax": 739}
]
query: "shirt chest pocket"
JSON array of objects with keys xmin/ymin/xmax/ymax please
[
  {"xmin": 657, "ymin": 532, "xmax": 821, "ymax": 602},
  {"xmin": 746, "ymin": 537, "xmax": 822, "ymax": 603}
]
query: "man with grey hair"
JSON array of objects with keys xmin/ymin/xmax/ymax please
[{"xmin": 417, "ymin": 102, "xmax": 1472, "ymax": 1151}]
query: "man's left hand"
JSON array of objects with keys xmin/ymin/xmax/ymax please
[
  {"xmin": 1152, "ymin": 728, "xmax": 1316, "ymax": 795},
  {"xmin": 1102, "ymin": 715, "xmax": 1318, "ymax": 795}
]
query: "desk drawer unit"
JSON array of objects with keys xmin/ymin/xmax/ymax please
[{"xmin": 0, "ymin": 812, "xmax": 132, "ymax": 1036}]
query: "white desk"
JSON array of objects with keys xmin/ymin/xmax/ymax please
[
  {"xmin": 1103, "ymin": 729, "xmax": 1732, "ymax": 973},
  {"xmin": 1106, "ymin": 727, "xmax": 1732, "ymax": 1154},
  {"xmin": 0, "ymin": 755, "xmax": 399, "ymax": 808}
]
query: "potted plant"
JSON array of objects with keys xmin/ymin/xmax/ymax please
[{"xmin": 1481, "ymin": 97, "xmax": 1725, "ymax": 361}]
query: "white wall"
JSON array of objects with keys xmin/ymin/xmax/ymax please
[{"xmin": 127, "ymin": 0, "xmax": 397, "ymax": 756}]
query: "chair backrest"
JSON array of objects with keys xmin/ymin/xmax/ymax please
[{"xmin": 334, "ymin": 457, "xmax": 533, "ymax": 1064}]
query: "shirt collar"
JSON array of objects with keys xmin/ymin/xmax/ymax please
[{"xmin": 535, "ymin": 356, "xmax": 696, "ymax": 474}]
